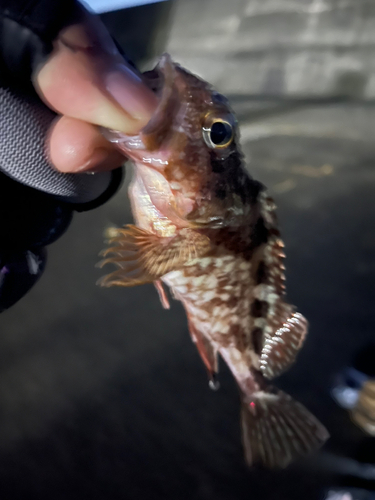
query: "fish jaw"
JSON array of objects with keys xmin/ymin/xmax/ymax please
[
  {"xmin": 101, "ymin": 53, "xmax": 179, "ymax": 155},
  {"xmin": 104, "ymin": 130, "xmax": 197, "ymax": 228},
  {"xmin": 102, "ymin": 53, "xmax": 253, "ymax": 232}
]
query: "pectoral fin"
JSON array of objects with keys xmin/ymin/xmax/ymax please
[{"xmin": 97, "ymin": 225, "xmax": 211, "ymax": 287}]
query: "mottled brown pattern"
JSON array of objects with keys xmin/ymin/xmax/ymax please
[{"xmin": 100, "ymin": 54, "xmax": 328, "ymax": 469}]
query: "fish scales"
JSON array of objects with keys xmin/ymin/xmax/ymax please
[{"xmin": 98, "ymin": 53, "xmax": 329, "ymax": 468}]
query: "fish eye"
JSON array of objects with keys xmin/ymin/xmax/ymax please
[{"xmin": 202, "ymin": 114, "xmax": 235, "ymax": 149}]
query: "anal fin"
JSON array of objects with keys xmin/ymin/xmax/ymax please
[
  {"xmin": 260, "ymin": 312, "xmax": 308, "ymax": 380},
  {"xmin": 188, "ymin": 317, "xmax": 219, "ymax": 387},
  {"xmin": 97, "ymin": 225, "xmax": 211, "ymax": 288},
  {"xmin": 154, "ymin": 280, "xmax": 170, "ymax": 309},
  {"xmin": 241, "ymin": 387, "xmax": 329, "ymax": 468}
]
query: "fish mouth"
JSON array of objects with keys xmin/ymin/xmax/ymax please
[
  {"xmin": 140, "ymin": 53, "xmax": 180, "ymax": 151},
  {"xmin": 100, "ymin": 53, "xmax": 178, "ymax": 155}
]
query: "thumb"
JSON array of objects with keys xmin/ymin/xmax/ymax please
[{"xmin": 34, "ymin": 14, "xmax": 157, "ymax": 134}]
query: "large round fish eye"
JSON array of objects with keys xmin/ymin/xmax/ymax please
[{"xmin": 202, "ymin": 113, "xmax": 235, "ymax": 149}]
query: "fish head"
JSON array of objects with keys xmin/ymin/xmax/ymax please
[{"xmin": 103, "ymin": 54, "xmax": 263, "ymax": 229}]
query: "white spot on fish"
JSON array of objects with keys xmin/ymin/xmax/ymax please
[
  {"xmin": 205, "ymin": 274, "xmax": 218, "ymax": 289},
  {"xmin": 189, "ymin": 306, "xmax": 209, "ymax": 320},
  {"xmin": 264, "ymin": 325, "xmax": 273, "ymax": 335},
  {"xmin": 232, "ymin": 349, "xmax": 242, "ymax": 361},
  {"xmin": 268, "ymin": 293, "xmax": 279, "ymax": 305},
  {"xmin": 185, "ymin": 258, "xmax": 200, "ymax": 266},
  {"xmin": 174, "ymin": 169, "xmax": 184, "ymax": 180},
  {"xmin": 239, "ymin": 261, "xmax": 250, "ymax": 270},
  {"xmin": 192, "ymin": 275, "xmax": 206, "ymax": 287},
  {"xmin": 241, "ymin": 317, "xmax": 249, "ymax": 327},
  {"xmin": 254, "ymin": 318, "xmax": 266, "ymax": 328},
  {"xmin": 213, "ymin": 306, "xmax": 221, "ymax": 317},
  {"xmin": 164, "ymin": 270, "xmax": 183, "ymax": 281},
  {"xmin": 167, "ymin": 273, "xmax": 188, "ymax": 286},
  {"xmin": 224, "ymin": 261, "xmax": 235, "ymax": 273},
  {"xmin": 197, "ymin": 309, "xmax": 209, "ymax": 320},
  {"xmin": 253, "ymin": 284, "xmax": 274, "ymax": 301},
  {"xmin": 220, "ymin": 293, "xmax": 230, "ymax": 301},
  {"xmin": 200, "ymin": 258, "xmax": 212, "ymax": 269},
  {"xmin": 220, "ymin": 323, "xmax": 230, "ymax": 334},
  {"xmin": 203, "ymin": 290, "xmax": 216, "ymax": 301}
]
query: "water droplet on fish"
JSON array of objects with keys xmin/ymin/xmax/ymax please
[{"xmin": 209, "ymin": 378, "xmax": 220, "ymax": 391}]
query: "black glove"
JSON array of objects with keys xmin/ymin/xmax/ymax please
[{"xmin": 0, "ymin": 0, "xmax": 123, "ymax": 311}]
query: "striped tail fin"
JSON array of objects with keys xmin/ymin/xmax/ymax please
[{"xmin": 241, "ymin": 387, "xmax": 329, "ymax": 468}]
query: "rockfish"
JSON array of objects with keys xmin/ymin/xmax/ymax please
[{"xmin": 98, "ymin": 54, "xmax": 329, "ymax": 468}]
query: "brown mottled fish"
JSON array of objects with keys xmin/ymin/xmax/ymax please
[{"xmin": 98, "ymin": 54, "xmax": 329, "ymax": 468}]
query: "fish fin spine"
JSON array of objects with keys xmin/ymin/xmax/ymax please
[
  {"xmin": 155, "ymin": 280, "xmax": 170, "ymax": 309},
  {"xmin": 260, "ymin": 311, "xmax": 308, "ymax": 379},
  {"xmin": 188, "ymin": 317, "xmax": 219, "ymax": 382}
]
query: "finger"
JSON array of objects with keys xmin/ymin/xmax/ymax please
[
  {"xmin": 35, "ymin": 17, "xmax": 158, "ymax": 134},
  {"xmin": 48, "ymin": 116, "xmax": 125, "ymax": 173}
]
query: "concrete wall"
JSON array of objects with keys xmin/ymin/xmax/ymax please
[{"xmin": 166, "ymin": 0, "xmax": 375, "ymax": 98}]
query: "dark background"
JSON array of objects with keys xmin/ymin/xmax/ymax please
[{"xmin": 0, "ymin": 1, "xmax": 374, "ymax": 498}]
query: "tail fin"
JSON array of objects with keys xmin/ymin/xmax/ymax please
[{"xmin": 241, "ymin": 388, "xmax": 329, "ymax": 468}]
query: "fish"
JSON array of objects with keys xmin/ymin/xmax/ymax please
[{"xmin": 98, "ymin": 53, "xmax": 329, "ymax": 468}]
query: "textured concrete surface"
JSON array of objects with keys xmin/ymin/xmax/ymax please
[
  {"xmin": 0, "ymin": 1, "xmax": 375, "ymax": 499},
  {"xmin": 167, "ymin": 0, "xmax": 375, "ymax": 98}
]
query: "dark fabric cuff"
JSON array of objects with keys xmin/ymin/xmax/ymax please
[{"xmin": 0, "ymin": 0, "xmax": 84, "ymax": 83}]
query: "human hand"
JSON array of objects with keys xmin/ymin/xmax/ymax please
[
  {"xmin": 35, "ymin": 9, "xmax": 158, "ymax": 174},
  {"xmin": 0, "ymin": 0, "xmax": 158, "ymax": 311}
]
